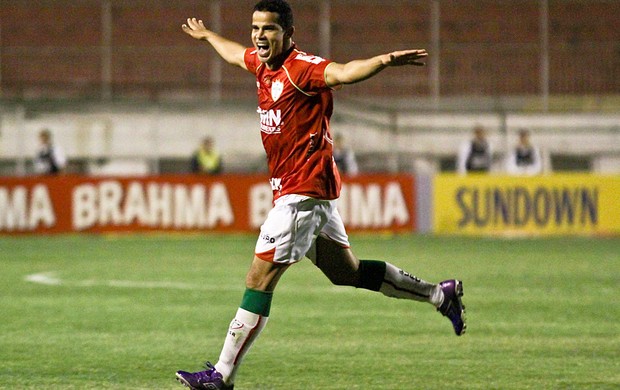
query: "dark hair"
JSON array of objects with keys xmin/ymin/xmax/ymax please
[{"xmin": 253, "ymin": 0, "xmax": 293, "ymax": 31}]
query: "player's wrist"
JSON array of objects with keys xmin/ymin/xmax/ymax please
[
  {"xmin": 379, "ymin": 53, "xmax": 394, "ymax": 66},
  {"xmin": 201, "ymin": 31, "xmax": 215, "ymax": 41}
]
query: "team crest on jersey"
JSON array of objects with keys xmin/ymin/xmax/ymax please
[{"xmin": 271, "ymin": 79, "xmax": 284, "ymax": 101}]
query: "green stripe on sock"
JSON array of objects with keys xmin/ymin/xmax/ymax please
[
  {"xmin": 240, "ymin": 288, "xmax": 273, "ymax": 317},
  {"xmin": 358, "ymin": 260, "xmax": 387, "ymax": 291}
]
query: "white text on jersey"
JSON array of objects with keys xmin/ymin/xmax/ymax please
[
  {"xmin": 269, "ymin": 178, "xmax": 282, "ymax": 191},
  {"xmin": 294, "ymin": 53, "xmax": 325, "ymax": 64},
  {"xmin": 257, "ymin": 107, "xmax": 282, "ymax": 134}
]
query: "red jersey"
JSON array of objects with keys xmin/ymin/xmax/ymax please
[{"xmin": 244, "ymin": 44, "xmax": 341, "ymax": 201}]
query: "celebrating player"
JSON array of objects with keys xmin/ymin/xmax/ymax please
[{"xmin": 176, "ymin": 1, "xmax": 466, "ymax": 389}]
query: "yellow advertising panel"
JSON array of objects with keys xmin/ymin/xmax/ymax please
[{"xmin": 433, "ymin": 174, "xmax": 620, "ymax": 236}]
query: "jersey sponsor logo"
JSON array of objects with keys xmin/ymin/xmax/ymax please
[
  {"xmin": 271, "ymin": 79, "xmax": 284, "ymax": 101},
  {"xmin": 269, "ymin": 178, "xmax": 282, "ymax": 191},
  {"xmin": 257, "ymin": 107, "xmax": 282, "ymax": 134}
]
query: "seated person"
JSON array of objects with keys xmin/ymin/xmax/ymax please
[{"xmin": 191, "ymin": 136, "xmax": 223, "ymax": 174}]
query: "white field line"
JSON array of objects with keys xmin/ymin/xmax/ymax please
[
  {"xmin": 24, "ymin": 272, "xmax": 353, "ymax": 294},
  {"xmin": 24, "ymin": 272, "xmax": 62, "ymax": 285}
]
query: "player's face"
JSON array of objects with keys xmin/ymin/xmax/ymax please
[{"xmin": 251, "ymin": 11, "xmax": 290, "ymax": 67}]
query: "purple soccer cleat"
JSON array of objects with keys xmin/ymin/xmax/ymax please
[
  {"xmin": 438, "ymin": 279, "xmax": 467, "ymax": 336},
  {"xmin": 175, "ymin": 362, "xmax": 234, "ymax": 390}
]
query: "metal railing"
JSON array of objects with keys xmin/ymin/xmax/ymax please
[{"xmin": 1, "ymin": 98, "xmax": 619, "ymax": 176}]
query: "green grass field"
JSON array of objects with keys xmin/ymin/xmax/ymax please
[{"xmin": 1, "ymin": 234, "xmax": 618, "ymax": 389}]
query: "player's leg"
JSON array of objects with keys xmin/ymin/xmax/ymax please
[
  {"xmin": 213, "ymin": 257, "xmax": 289, "ymax": 385},
  {"xmin": 313, "ymin": 235, "xmax": 443, "ymax": 304},
  {"xmin": 177, "ymin": 195, "xmax": 334, "ymax": 389},
  {"xmin": 313, "ymin": 235, "xmax": 466, "ymax": 335},
  {"xmin": 176, "ymin": 257, "xmax": 288, "ymax": 390},
  {"xmin": 309, "ymin": 207, "xmax": 466, "ymax": 336}
]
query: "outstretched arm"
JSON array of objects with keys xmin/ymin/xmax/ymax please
[
  {"xmin": 182, "ymin": 18, "xmax": 247, "ymax": 70},
  {"xmin": 325, "ymin": 49, "xmax": 427, "ymax": 87}
]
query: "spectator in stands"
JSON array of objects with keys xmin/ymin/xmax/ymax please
[
  {"xmin": 505, "ymin": 128, "xmax": 542, "ymax": 175},
  {"xmin": 191, "ymin": 136, "xmax": 223, "ymax": 174},
  {"xmin": 457, "ymin": 125, "xmax": 492, "ymax": 174},
  {"xmin": 332, "ymin": 133, "xmax": 359, "ymax": 176},
  {"xmin": 34, "ymin": 128, "xmax": 66, "ymax": 175}
]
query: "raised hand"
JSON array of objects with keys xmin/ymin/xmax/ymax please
[
  {"xmin": 382, "ymin": 49, "xmax": 428, "ymax": 66},
  {"xmin": 182, "ymin": 18, "xmax": 212, "ymax": 40}
]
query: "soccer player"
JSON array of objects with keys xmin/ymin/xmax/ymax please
[{"xmin": 176, "ymin": 1, "xmax": 466, "ymax": 389}]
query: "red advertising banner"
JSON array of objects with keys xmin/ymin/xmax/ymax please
[{"xmin": 0, "ymin": 174, "xmax": 415, "ymax": 234}]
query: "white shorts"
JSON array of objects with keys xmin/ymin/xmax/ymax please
[{"xmin": 254, "ymin": 194, "xmax": 350, "ymax": 264}]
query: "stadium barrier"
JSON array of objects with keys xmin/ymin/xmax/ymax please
[
  {"xmin": 433, "ymin": 173, "xmax": 620, "ymax": 236},
  {"xmin": 0, "ymin": 174, "xmax": 415, "ymax": 235}
]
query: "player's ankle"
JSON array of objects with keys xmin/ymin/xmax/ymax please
[{"xmin": 430, "ymin": 285, "xmax": 444, "ymax": 307}]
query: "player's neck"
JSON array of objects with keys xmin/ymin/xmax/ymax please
[{"xmin": 266, "ymin": 41, "xmax": 293, "ymax": 70}]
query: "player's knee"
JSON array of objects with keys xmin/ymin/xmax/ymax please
[
  {"xmin": 245, "ymin": 273, "xmax": 262, "ymax": 289},
  {"xmin": 314, "ymin": 235, "xmax": 361, "ymax": 286},
  {"xmin": 245, "ymin": 256, "xmax": 289, "ymax": 291},
  {"xmin": 316, "ymin": 260, "xmax": 360, "ymax": 287},
  {"xmin": 327, "ymin": 272, "xmax": 359, "ymax": 287}
]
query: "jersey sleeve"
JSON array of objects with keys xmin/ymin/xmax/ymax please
[
  {"xmin": 244, "ymin": 48, "xmax": 259, "ymax": 75},
  {"xmin": 289, "ymin": 53, "xmax": 333, "ymax": 93}
]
